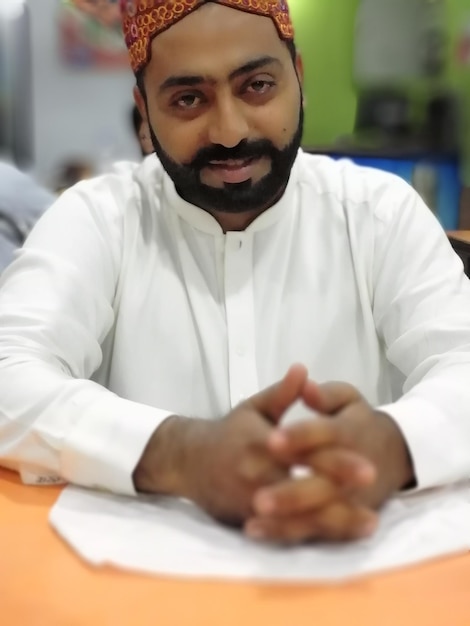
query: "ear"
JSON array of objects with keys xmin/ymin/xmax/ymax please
[
  {"xmin": 133, "ymin": 85, "xmax": 148, "ymax": 123},
  {"xmin": 295, "ymin": 52, "xmax": 304, "ymax": 88}
]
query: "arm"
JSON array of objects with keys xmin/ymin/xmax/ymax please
[
  {"xmin": 0, "ymin": 180, "xmax": 310, "ymax": 517},
  {"xmin": 372, "ymin": 178, "xmax": 470, "ymax": 489},
  {"xmin": 0, "ymin": 180, "xmax": 170, "ymax": 494},
  {"xmin": 242, "ymin": 178, "xmax": 470, "ymax": 544}
]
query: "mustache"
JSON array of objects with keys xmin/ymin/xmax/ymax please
[{"xmin": 186, "ymin": 139, "xmax": 276, "ymax": 170}]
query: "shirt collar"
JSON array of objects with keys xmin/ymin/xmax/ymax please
[{"xmin": 160, "ymin": 150, "xmax": 302, "ymax": 236}]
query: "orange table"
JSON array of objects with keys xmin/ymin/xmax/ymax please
[{"xmin": 1, "ymin": 467, "xmax": 470, "ymax": 626}]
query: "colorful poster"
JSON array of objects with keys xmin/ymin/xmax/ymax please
[
  {"xmin": 66, "ymin": 0, "xmax": 121, "ymax": 28},
  {"xmin": 59, "ymin": 0, "xmax": 129, "ymax": 69}
]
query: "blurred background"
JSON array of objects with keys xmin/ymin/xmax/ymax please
[{"xmin": 1, "ymin": 0, "xmax": 470, "ymax": 228}]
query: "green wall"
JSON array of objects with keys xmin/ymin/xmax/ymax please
[{"xmin": 289, "ymin": 0, "xmax": 360, "ymax": 147}]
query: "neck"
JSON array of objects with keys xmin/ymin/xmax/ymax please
[
  {"xmin": 209, "ymin": 208, "xmax": 265, "ymax": 233},
  {"xmin": 207, "ymin": 183, "xmax": 288, "ymax": 233}
]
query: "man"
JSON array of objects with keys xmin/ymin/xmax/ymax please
[
  {"xmin": 0, "ymin": 162, "xmax": 55, "ymax": 274},
  {"xmin": 1, "ymin": 0, "xmax": 470, "ymax": 544}
]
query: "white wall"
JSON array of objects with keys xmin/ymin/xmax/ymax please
[{"xmin": 28, "ymin": 0, "xmax": 140, "ymax": 185}]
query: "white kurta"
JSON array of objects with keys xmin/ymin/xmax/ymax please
[{"xmin": 1, "ymin": 151, "xmax": 470, "ymax": 495}]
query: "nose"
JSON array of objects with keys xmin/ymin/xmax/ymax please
[{"xmin": 207, "ymin": 94, "xmax": 249, "ymax": 148}]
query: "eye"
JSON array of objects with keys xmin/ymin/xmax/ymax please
[
  {"xmin": 247, "ymin": 79, "xmax": 275, "ymax": 95},
  {"xmin": 172, "ymin": 93, "xmax": 203, "ymax": 109}
]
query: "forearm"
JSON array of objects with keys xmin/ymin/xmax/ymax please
[{"xmin": 374, "ymin": 410, "xmax": 415, "ymax": 493}]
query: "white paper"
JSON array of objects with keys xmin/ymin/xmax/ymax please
[{"xmin": 49, "ymin": 483, "xmax": 470, "ymax": 582}]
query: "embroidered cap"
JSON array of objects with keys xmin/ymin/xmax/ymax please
[{"xmin": 120, "ymin": 0, "xmax": 294, "ymax": 74}]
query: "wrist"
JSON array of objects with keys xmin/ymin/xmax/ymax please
[
  {"xmin": 376, "ymin": 411, "xmax": 415, "ymax": 492},
  {"xmin": 133, "ymin": 415, "xmax": 209, "ymax": 497}
]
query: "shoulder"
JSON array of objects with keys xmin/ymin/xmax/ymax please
[
  {"xmin": 52, "ymin": 155, "xmax": 165, "ymax": 224},
  {"xmin": 295, "ymin": 151, "xmax": 420, "ymax": 226}
]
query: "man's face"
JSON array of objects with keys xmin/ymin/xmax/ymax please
[{"xmin": 135, "ymin": 3, "xmax": 303, "ymax": 215}]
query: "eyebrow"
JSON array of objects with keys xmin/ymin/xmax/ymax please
[{"xmin": 158, "ymin": 55, "xmax": 281, "ymax": 94}]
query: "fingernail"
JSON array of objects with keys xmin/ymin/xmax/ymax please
[
  {"xmin": 269, "ymin": 431, "xmax": 288, "ymax": 449},
  {"xmin": 356, "ymin": 464, "xmax": 376, "ymax": 483},
  {"xmin": 255, "ymin": 493, "xmax": 276, "ymax": 514}
]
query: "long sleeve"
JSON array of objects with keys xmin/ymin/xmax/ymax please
[
  {"xmin": 3, "ymin": 152, "xmax": 470, "ymax": 498},
  {"xmin": 0, "ymin": 179, "xmax": 170, "ymax": 495},
  {"xmin": 372, "ymin": 178, "xmax": 470, "ymax": 489}
]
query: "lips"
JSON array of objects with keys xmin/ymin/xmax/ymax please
[
  {"xmin": 209, "ymin": 157, "xmax": 255, "ymax": 169},
  {"xmin": 206, "ymin": 157, "xmax": 260, "ymax": 184}
]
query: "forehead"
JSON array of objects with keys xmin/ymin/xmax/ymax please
[{"xmin": 147, "ymin": 4, "xmax": 289, "ymax": 80}]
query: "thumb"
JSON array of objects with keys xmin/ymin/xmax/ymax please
[
  {"xmin": 301, "ymin": 380, "xmax": 363, "ymax": 415},
  {"xmin": 249, "ymin": 364, "xmax": 308, "ymax": 424}
]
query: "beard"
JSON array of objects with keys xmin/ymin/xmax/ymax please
[{"xmin": 148, "ymin": 106, "xmax": 304, "ymax": 214}]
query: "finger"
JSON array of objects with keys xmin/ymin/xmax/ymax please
[
  {"xmin": 252, "ymin": 475, "xmax": 339, "ymax": 518},
  {"xmin": 236, "ymin": 451, "xmax": 288, "ymax": 487},
  {"xmin": 268, "ymin": 417, "xmax": 345, "ymax": 455},
  {"xmin": 302, "ymin": 380, "xmax": 362, "ymax": 415},
  {"xmin": 315, "ymin": 502, "xmax": 378, "ymax": 541},
  {"xmin": 306, "ymin": 448, "xmax": 376, "ymax": 487},
  {"xmin": 268, "ymin": 434, "xmax": 376, "ymax": 488},
  {"xmin": 245, "ymin": 502, "xmax": 378, "ymax": 544},
  {"xmin": 249, "ymin": 364, "xmax": 309, "ymax": 424}
]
